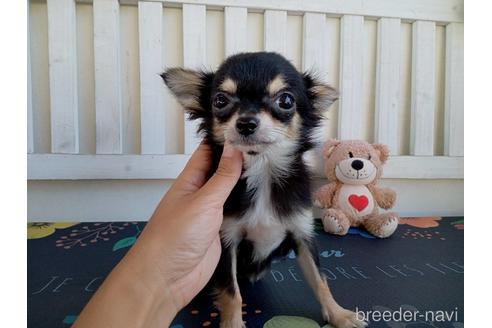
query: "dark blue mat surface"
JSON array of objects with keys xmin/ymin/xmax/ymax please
[{"xmin": 27, "ymin": 217, "xmax": 463, "ymax": 327}]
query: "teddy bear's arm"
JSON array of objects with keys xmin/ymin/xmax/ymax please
[
  {"xmin": 370, "ymin": 185, "xmax": 396, "ymax": 209},
  {"xmin": 313, "ymin": 182, "xmax": 338, "ymax": 208}
]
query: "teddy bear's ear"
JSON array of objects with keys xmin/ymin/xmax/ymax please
[
  {"xmin": 372, "ymin": 143, "xmax": 390, "ymax": 164},
  {"xmin": 323, "ymin": 139, "xmax": 340, "ymax": 158}
]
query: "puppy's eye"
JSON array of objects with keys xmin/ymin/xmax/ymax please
[
  {"xmin": 349, "ymin": 152, "xmax": 354, "ymax": 158},
  {"xmin": 213, "ymin": 93, "xmax": 229, "ymax": 109},
  {"xmin": 275, "ymin": 93, "xmax": 295, "ymax": 110}
]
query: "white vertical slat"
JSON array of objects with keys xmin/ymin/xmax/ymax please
[
  {"xmin": 375, "ymin": 18, "xmax": 401, "ymax": 154},
  {"xmin": 302, "ymin": 13, "xmax": 328, "ymax": 77},
  {"xmin": 27, "ymin": 1, "xmax": 34, "ymax": 154},
  {"xmin": 225, "ymin": 7, "xmax": 247, "ymax": 56},
  {"xmin": 93, "ymin": 0, "xmax": 122, "ymax": 154},
  {"xmin": 182, "ymin": 4, "xmax": 206, "ymax": 154},
  {"xmin": 444, "ymin": 23, "xmax": 464, "ymax": 156},
  {"xmin": 264, "ymin": 10, "xmax": 287, "ymax": 56},
  {"xmin": 410, "ymin": 20, "xmax": 436, "ymax": 156},
  {"xmin": 46, "ymin": 0, "xmax": 79, "ymax": 154},
  {"xmin": 338, "ymin": 15, "xmax": 364, "ymax": 140},
  {"xmin": 138, "ymin": 2, "xmax": 165, "ymax": 154}
]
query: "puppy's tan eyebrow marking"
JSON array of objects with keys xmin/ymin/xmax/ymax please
[
  {"xmin": 267, "ymin": 75, "xmax": 287, "ymax": 96},
  {"xmin": 219, "ymin": 77, "xmax": 237, "ymax": 94}
]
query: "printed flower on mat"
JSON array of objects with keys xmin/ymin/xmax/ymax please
[
  {"xmin": 27, "ymin": 222, "xmax": 78, "ymax": 239},
  {"xmin": 264, "ymin": 315, "xmax": 334, "ymax": 328},
  {"xmin": 399, "ymin": 217, "xmax": 441, "ymax": 228},
  {"xmin": 451, "ymin": 219, "xmax": 464, "ymax": 230},
  {"xmin": 57, "ymin": 222, "xmax": 138, "ymax": 249}
]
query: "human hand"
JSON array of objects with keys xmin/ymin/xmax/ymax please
[
  {"xmin": 73, "ymin": 142, "xmax": 242, "ymax": 328},
  {"xmin": 125, "ymin": 142, "xmax": 243, "ymax": 313}
]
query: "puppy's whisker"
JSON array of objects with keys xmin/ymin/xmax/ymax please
[{"xmin": 270, "ymin": 128, "xmax": 291, "ymax": 138}]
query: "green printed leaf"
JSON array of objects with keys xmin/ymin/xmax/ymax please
[
  {"xmin": 112, "ymin": 236, "xmax": 137, "ymax": 251},
  {"xmin": 264, "ymin": 316, "xmax": 320, "ymax": 328}
]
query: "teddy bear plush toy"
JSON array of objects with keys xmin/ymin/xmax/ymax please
[{"xmin": 313, "ymin": 139, "xmax": 399, "ymax": 238}]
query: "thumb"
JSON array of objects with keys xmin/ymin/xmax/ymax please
[{"xmin": 196, "ymin": 142, "xmax": 242, "ymax": 205}]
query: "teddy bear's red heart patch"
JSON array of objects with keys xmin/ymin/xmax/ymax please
[{"xmin": 348, "ymin": 194, "xmax": 369, "ymax": 212}]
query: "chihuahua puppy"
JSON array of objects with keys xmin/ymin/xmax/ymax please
[{"xmin": 162, "ymin": 52, "xmax": 366, "ymax": 328}]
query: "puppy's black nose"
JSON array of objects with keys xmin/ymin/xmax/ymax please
[
  {"xmin": 236, "ymin": 117, "xmax": 259, "ymax": 136},
  {"xmin": 351, "ymin": 159, "xmax": 364, "ymax": 171}
]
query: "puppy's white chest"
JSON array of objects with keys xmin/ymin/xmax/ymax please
[
  {"xmin": 337, "ymin": 184, "xmax": 374, "ymax": 217},
  {"xmin": 244, "ymin": 221, "xmax": 286, "ymax": 261},
  {"xmin": 221, "ymin": 215, "xmax": 287, "ymax": 260},
  {"xmin": 220, "ymin": 149, "xmax": 310, "ymax": 261}
]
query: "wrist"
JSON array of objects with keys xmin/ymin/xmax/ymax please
[
  {"xmin": 74, "ymin": 250, "xmax": 178, "ymax": 328},
  {"xmin": 117, "ymin": 249, "xmax": 179, "ymax": 327}
]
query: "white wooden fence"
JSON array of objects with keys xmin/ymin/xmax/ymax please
[{"xmin": 27, "ymin": 0, "xmax": 464, "ymax": 219}]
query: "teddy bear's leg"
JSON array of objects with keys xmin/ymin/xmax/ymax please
[
  {"xmin": 322, "ymin": 208, "xmax": 351, "ymax": 235},
  {"xmin": 363, "ymin": 212, "xmax": 399, "ymax": 238}
]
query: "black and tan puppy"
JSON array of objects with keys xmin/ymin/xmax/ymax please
[{"xmin": 162, "ymin": 52, "xmax": 366, "ymax": 328}]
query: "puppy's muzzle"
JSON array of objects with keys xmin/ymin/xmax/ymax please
[{"xmin": 236, "ymin": 116, "xmax": 259, "ymax": 136}]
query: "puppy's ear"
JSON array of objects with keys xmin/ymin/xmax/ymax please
[
  {"xmin": 161, "ymin": 68, "xmax": 214, "ymax": 119},
  {"xmin": 303, "ymin": 73, "xmax": 339, "ymax": 111},
  {"xmin": 372, "ymin": 143, "xmax": 390, "ymax": 164},
  {"xmin": 323, "ymin": 139, "xmax": 340, "ymax": 158}
]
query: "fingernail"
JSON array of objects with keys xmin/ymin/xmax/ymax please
[{"xmin": 222, "ymin": 142, "xmax": 235, "ymax": 157}]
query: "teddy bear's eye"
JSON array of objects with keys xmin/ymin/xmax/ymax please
[{"xmin": 349, "ymin": 152, "xmax": 354, "ymax": 158}]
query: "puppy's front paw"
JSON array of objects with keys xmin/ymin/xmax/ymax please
[
  {"xmin": 219, "ymin": 317, "xmax": 246, "ymax": 328},
  {"xmin": 329, "ymin": 308, "xmax": 367, "ymax": 328}
]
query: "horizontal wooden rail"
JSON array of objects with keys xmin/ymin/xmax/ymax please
[
  {"xmin": 74, "ymin": 0, "xmax": 463, "ymax": 23},
  {"xmin": 28, "ymin": 154, "xmax": 463, "ymax": 180}
]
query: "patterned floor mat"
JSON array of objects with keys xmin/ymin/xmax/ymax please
[{"xmin": 27, "ymin": 217, "xmax": 464, "ymax": 327}]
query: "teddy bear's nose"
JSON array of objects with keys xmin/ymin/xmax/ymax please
[{"xmin": 351, "ymin": 159, "xmax": 364, "ymax": 171}]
